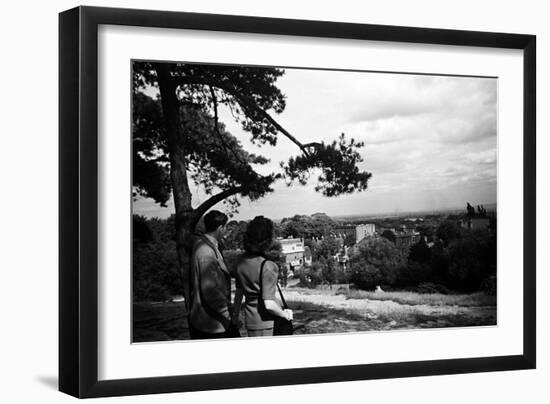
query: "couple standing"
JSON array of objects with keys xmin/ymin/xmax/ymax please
[{"xmin": 188, "ymin": 211, "xmax": 293, "ymax": 339}]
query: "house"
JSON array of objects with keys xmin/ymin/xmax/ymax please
[
  {"xmin": 381, "ymin": 228, "xmax": 421, "ymax": 248},
  {"xmin": 356, "ymin": 223, "xmax": 375, "ymax": 243},
  {"xmin": 394, "ymin": 230, "xmax": 421, "ymax": 248},
  {"xmin": 277, "ymin": 237, "xmax": 306, "ymax": 272},
  {"xmin": 334, "ymin": 225, "xmax": 356, "ymax": 241},
  {"xmin": 459, "ymin": 217, "xmax": 491, "ymax": 231}
]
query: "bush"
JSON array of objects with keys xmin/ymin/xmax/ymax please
[
  {"xmin": 445, "ymin": 230, "xmax": 496, "ymax": 291},
  {"xmin": 133, "ymin": 215, "xmax": 182, "ymax": 302},
  {"xmin": 348, "ymin": 237, "xmax": 406, "ymax": 290},
  {"xmin": 480, "ymin": 274, "xmax": 497, "ymax": 296},
  {"xmin": 297, "ymin": 265, "xmax": 324, "ymax": 288},
  {"xmin": 436, "ymin": 220, "xmax": 463, "ymax": 245},
  {"xmin": 334, "ymin": 266, "xmax": 350, "ymax": 284},
  {"xmin": 296, "ymin": 256, "xmax": 348, "ymax": 288},
  {"xmin": 395, "ymin": 261, "xmax": 432, "ymax": 288},
  {"xmin": 408, "ymin": 239, "xmax": 431, "ymax": 264},
  {"xmin": 414, "ymin": 282, "xmax": 450, "ymax": 295},
  {"xmin": 349, "ymin": 263, "xmax": 382, "ymax": 290}
]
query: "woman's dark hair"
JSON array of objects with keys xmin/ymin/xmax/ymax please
[
  {"xmin": 243, "ymin": 216, "xmax": 274, "ymax": 256},
  {"xmin": 204, "ymin": 210, "xmax": 228, "ymax": 233}
]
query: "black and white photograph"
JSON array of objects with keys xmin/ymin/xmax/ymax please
[
  {"xmin": 132, "ymin": 61, "xmax": 497, "ymax": 342},
  {"xmin": 1, "ymin": 0, "xmax": 545, "ymax": 402}
]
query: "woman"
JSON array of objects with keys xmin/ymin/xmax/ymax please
[{"xmin": 232, "ymin": 216, "xmax": 292, "ymax": 337}]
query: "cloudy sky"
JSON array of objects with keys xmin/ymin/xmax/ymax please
[{"xmin": 133, "ymin": 67, "xmax": 497, "ymax": 221}]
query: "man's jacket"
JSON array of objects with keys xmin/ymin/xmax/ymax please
[{"xmin": 188, "ymin": 235, "xmax": 232, "ymax": 334}]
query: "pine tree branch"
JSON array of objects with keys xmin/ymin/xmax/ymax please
[
  {"xmin": 173, "ymin": 77, "xmax": 318, "ymax": 157},
  {"xmin": 217, "ymin": 84, "xmax": 314, "ymax": 157},
  {"xmin": 208, "ymin": 86, "xmax": 250, "ymax": 168},
  {"xmin": 191, "ymin": 186, "xmax": 245, "ymax": 227}
]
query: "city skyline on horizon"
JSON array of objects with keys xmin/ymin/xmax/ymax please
[{"xmin": 133, "ymin": 199, "xmax": 497, "ymax": 223}]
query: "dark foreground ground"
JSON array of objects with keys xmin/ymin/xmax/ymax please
[{"xmin": 133, "ymin": 285, "xmax": 496, "ymax": 342}]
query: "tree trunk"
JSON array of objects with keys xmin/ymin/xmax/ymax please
[
  {"xmin": 154, "ymin": 65, "xmax": 248, "ymax": 309},
  {"xmin": 155, "ymin": 64, "xmax": 197, "ymax": 307}
]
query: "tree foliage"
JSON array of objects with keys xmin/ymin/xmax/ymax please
[
  {"xmin": 408, "ymin": 238, "xmax": 431, "ymax": 264},
  {"xmin": 222, "ymin": 220, "xmax": 249, "ymax": 250},
  {"xmin": 446, "ymin": 229, "xmax": 496, "ymax": 291},
  {"xmin": 132, "ymin": 61, "xmax": 373, "ymax": 304},
  {"xmin": 436, "ymin": 220, "xmax": 463, "ymax": 246},
  {"xmin": 133, "ymin": 92, "xmax": 273, "ymax": 212},
  {"xmin": 132, "ymin": 61, "xmax": 372, "ymax": 213},
  {"xmin": 348, "ymin": 237, "xmax": 406, "ymax": 290},
  {"xmin": 133, "ymin": 215, "xmax": 181, "ymax": 301},
  {"xmin": 282, "ymin": 134, "xmax": 372, "ymax": 197},
  {"xmin": 280, "ymin": 213, "xmax": 337, "ymax": 239}
]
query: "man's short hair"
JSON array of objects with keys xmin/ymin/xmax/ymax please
[{"xmin": 203, "ymin": 210, "xmax": 228, "ymax": 233}]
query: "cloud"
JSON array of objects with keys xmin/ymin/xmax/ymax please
[{"xmin": 466, "ymin": 149, "xmax": 497, "ymax": 164}]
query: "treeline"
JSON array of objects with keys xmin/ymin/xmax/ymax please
[
  {"xmin": 133, "ymin": 215, "xmax": 181, "ymax": 302},
  {"xmin": 299, "ymin": 219, "xmax": 497, "ymax": 295},
  {"xmin": 133, "ymin": 214, "xmax": 290, "ymax": 301},
  {"xmin": 133, "ymin": 212, "xmax": 497, "ymax": 301}
]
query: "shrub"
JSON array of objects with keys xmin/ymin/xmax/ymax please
[
  {"xmin": 297, "ymin": 265, "xmax": 324, "ymax": 288},
  {"xmin": 349, "ymin": 263, "xmax": 382, "ymax": 290},
  {"xmin": 415, "ymin": 282, "xmax": 450, "ymax": 295},
  {"xmin": 408, "ymin": 239, "xmax": 431, "ymax": 264},
  {"xmin": 296, "ymin": 256, "xmax": 348, "ymax": 287},
  {"xmin": 334, "ymin": 265, "xmax": 350, "ymax": 284},
  {"xmin": 348, "ymin": 237, "xmax": 406, "ymax": 290},
  {"xmin": 395, "ymin": 261, "xmax": 432, "ymax": 288},
  {"xmin": 436, "ymin": 220, "xmax": 463, "ymax": 245},
  {"xmin": 480, "ymin": 274, "xmax": 497, "ymax": 296},
  {"xmin": 445, "ymin": 230, "xmax": 496, "ymax": 291},
  {"xmin": 133, "ymin": 215, "xmax": 182, "ymax": 302}
]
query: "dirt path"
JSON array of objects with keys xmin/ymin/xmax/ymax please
[
  {"xmin": 132, "ymin": 288, "xmax": 496, "ymax": 342},
  {"xmin": 284, "ymin": 288, "xmax": 496, "ymax": 334}
]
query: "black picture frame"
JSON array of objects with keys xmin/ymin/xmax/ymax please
[{"xmin": 59, "ymin": 5, "xmax": 536, "ymax": 399}]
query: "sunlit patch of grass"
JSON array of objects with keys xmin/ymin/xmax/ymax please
[{"xmin": 339, "ymin": 289, "xmax": 496, "ymax": 307}]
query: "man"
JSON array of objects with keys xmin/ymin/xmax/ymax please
[{"xmin": 188, "ymin": 210, "xmax": 237, "ymax": 339}]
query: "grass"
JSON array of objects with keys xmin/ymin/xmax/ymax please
[
  {"xmin": 132, "ymin": 284, "xmax": 497, "ymax": 342},
  {"xmin": 337, "ymin": 289, "xmax": 496, "ymax": 307},
  {"xmin": 285, "ymin": 284, "xmax": 496, "ymax": 330},
  {"xmin": 133, "ymin": 301, "xmax": 189, "ymax": 342}
]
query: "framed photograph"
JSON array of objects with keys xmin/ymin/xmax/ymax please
[{"xmin": 59, "ymin": 6, "xmax": 536, "ymax": 398}]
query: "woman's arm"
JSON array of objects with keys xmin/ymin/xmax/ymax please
[
  {"xmin": 261, "ymin": 261, "xmax": 291, "ymax": 320},
  {"xmin": 232, "ymin": 286, "xmax": 244, "ymax": 325},
  {"xmin": 264, "ymin": 299, "xmax": 291, "ymax": 320}
]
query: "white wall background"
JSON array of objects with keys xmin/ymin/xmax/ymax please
[{"xmin": 0, "ymin": 1, "xmax": 546, "ymax": 403}]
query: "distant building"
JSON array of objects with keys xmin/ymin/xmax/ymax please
[
  {"xmin": 459, "ymin": 217, "xmax": 491, "ymax": 231},
  {"xmin": 277, "ymin": 237, "xmax": 306, "ymax": 272},
  {"xmin": 356, "ymin": 223, "xmax": 376, "ymax": 243},
  {"xmin": 394, "ymin": 230, "xmax": 421, "ymax": 248},
  {"xmin": 381, "ymin": 228, "xmax": 421, "ymax": 248},
  {"xmin": 405, "ymin": 217, "xmax": 424, "ymax": 222},
  {"xmin": 334, "ymin": 225, "xmax": 356, "ymax": 241}
]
